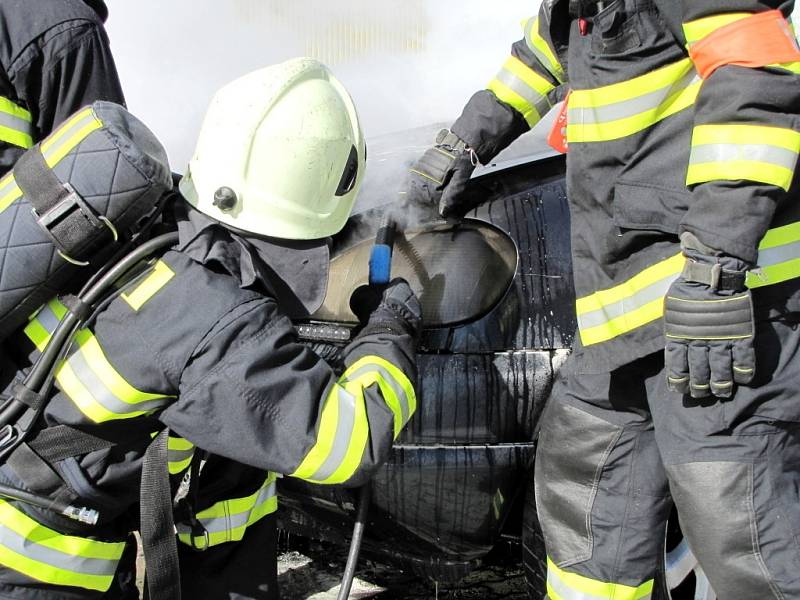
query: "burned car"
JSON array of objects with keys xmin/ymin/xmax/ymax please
[{"xmin": 279, "ymin": 127, "xmax": 712, "ymax": 600}]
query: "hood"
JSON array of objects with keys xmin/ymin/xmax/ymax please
[{"xmin": 176, "ymin": 202, "xmax": 330, "ymax": 317}]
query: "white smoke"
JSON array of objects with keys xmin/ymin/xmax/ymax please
[{"xmin": 104, "ymin": 0, "xmax": 542, "ymax": 171}]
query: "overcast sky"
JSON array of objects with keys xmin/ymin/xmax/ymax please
[{"xmin": 105, "ymin": 1, "xmax": 539, "ymax": 171}]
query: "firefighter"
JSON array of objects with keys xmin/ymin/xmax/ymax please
[
  {"xmin": 0, "ymin": 58, "xmax": 419, "ymax": 599},
  {"xmin": 0, "ymin": 0, "xmax": 125, "ymax": 176},
  {"xmin": 408, "ymin": 2, "xmax": 800, "ymax": 598}
]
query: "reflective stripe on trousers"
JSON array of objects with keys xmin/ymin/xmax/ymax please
[
  {"xmin": 547, "ymin": 558, "xmax": 653, "ymax": 600},
  {"xmin": 0, "ymin": 500, "xmax": 125, "ymax": 592},
  {"xmin": 577, "ymin": 219, "xmax": 800, "ymax": 346},
  {"xmin": 176, "ymin": 473, "xmax": 277, "ymax": 548},
  {"xmin": 0, "ymin": 96, "xmax": 33, "ymax": 149},
  {"xmin": 290, "ymin": 354, "xmax": 416, "ymax": 484}
]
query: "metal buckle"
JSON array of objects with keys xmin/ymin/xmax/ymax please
[
  {"xmin": 0, "ymin": 425, "xmax": 16, "ymax": 449},
  {"xmin": 189, "ymin": 518, "xmax": 210, "ymax": 552},
  {"xmin": 32, "ymin": 183, "xmax": 119, "ymax": 266}
]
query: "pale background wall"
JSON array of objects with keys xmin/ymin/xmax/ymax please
[{"xmin": 105, "ymin": 1, "xmax": 541, "ymax": 171}]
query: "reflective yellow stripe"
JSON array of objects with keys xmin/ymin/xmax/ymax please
[
  {"xmin": 24, "ymin": 298, "xmax": 69, "ymax": 352},
  {"xmin": 0, "ymin": 500, "xmax": 125, "ymax": 592},
  {"xmin": 121, "ymin": 260, "xmax": 175, "ymax": 311},
  {"xmin": 0, "ymin": 107, "xmax": 102, "ymax": 212},
  {"xmin": 345, "ymin": 355, "xmax": 416, "ymax": 438},
  {"xmin": 523, "ymin": 16, "xmax": 565, "ymax": 83},
  {"xmin": 577, "ymin": 254, "xmax": 685, "ymax": 346},
  {"xmin": 177, "ymin": 473, "xmax": 277, "ymax": 547},
  {"xmin": 291, "ymin": 355, "xmax": 416, "ymax": 484},
  {"xmin": 56, "ymin": 329, "xmax": 173, "ymax": 423},
  {"xmin": 547, "ymin": 558, "xmax": 653, "ymax": 600},
  {"xmin": 682, "ymin": 12, "xmax": 751, "ymax": 45},
  {"xmin": 567, "ymin": 58, "xmax": 701, "ymax": 143},
  {"xmin": 0, "ymin": 96, "xmax": 33, "ymax": 149},
  {"xmin": 488, "ymin": 55, "xmax": 555, "ymax": 127},
  {"xmin": 578, "ymin": 220, "xmax": 800, "ymax": 345},
  {"xmin": 167, "ymin": 435, "xmax": 195, "ymax": 475},
  {"xmin": 687, "ymin": 124, "xmax": 800, "ymax": 191},
  {"xmin": 747, "ymin": 221, "xmax": 800, "ymax": 288}
]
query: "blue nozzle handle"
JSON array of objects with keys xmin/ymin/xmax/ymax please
[{"xmin": 368, "ymin": 244, "xmax": 392, "ymax": 286}]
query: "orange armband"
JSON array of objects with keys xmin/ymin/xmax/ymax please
[{"xmin": 689, "ymin": 10, "xmax": 800, "ymax": 79}]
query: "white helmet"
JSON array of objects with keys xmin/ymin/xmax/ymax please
[{"xmin": 179, "ymin": 58, "xmax": 366, "ymax": 239}]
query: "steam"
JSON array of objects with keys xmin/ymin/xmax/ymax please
[{"xmin": 105, "ymin": 0, "xmax": 540, "ymax": 171}]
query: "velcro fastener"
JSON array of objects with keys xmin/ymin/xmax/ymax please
[
  {"xmin": 689, "ymin": 10, "xmax": 800, "ymax": 79},
  {"xmin": 682, "ymin": 260, "xmax": 747, "ymax": 291}
]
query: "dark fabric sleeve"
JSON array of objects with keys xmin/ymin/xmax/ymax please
[
  {"xmin": 161, "ymin": 298, "xmax": 417, "ymax": 487},
  {"xmin": 451, "ymin": 5, "xmax": 568, "ymax": 162},
  {"xmin": 14, "ymin": 20, "xmax": 125, "ymax": 140},
  {"xmin": 677, "ymin": 1, "xmax": 799, "ymax": 263}
]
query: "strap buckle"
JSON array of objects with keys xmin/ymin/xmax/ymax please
[
  {"xmin": 188, "ymin": 513, "xmax": 210, "ymax": 551},
  {"xmin": 682, "ymin": 259, "xmax": 747, "ymax": 291},
  {"xmin": 32, "ymin": 183, "xmax": 119, "ymax": 266}
]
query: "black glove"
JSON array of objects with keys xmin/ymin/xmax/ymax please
[
  {"xmin": 663, "ymin": 235, "xmax": 755, "ymax": 399},
  {"xmin": 350, "ymin": 278, "xmax": 422, "ymax": 338},
  {"xmin": 406, "ymin": 129, "xmax": 477, "ymax": 218}
]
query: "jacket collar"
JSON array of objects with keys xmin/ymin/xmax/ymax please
[{"xmin": 175, "ymin": 202, "xmax": 330, "ymax": 318}]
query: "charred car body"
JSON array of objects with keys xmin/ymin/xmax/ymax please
[
  {"xmin": 278, "ymin": 128, "xmax": 571, "ymax": 593},
  {"xmin": 279, "ymin": 128, "xmax": 710, "ymax": 599}
]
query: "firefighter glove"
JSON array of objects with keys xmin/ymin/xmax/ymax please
[
  {"xmin": 663, "ymin": 239, "xmax": 755, "ymax": 399},
  {"xmin": 352, "ymin": 278, "xmax": 421, "ymax": 338},
  {"xmin": 406, "ymin": 129, "xmax": 477, "ymax": 218}
]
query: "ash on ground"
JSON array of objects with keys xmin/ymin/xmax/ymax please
[{"xmin": 277, "ymin": 536, "xmax": 528, "ymax": 599}]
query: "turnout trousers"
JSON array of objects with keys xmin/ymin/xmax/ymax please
[{"xmin": 535, "ymin": 314, "xmax": 800, "ymax": 599}]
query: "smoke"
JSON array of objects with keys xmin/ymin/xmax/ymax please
[{"xmin": 105, "ymin": 0, "xmax": 541, "ymax": 172}]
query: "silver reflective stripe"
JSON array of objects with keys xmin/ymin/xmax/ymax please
[
  {"xmin": 0, "ymin": 520, "xmax": 119, "ymax": 578},
  {"xmin": 547, "ymin": 569, "xmax": 652, "ymax": 600},
  {"xmin": 0, "ymin": 111, "xmax": 32, "ymax": 138},
  {"xmin": 36, "ymin": 304, "xmax": 62, "ymax": 335},
  {"xmin": 42, "ymin": 110, "xmax": 96, "ymax": 163},
  {"xmin": 66, "ymin": 351, "xmax": 168, "ymax": 415},
  {"xmin": 757, "ymin": 240, "xmax": 800, "ymax": 267},
  {"xmin": 568, "ymin": 70, "xmax": 698, "ymax": 125},
  {"xmin": 193, "ymin": 480, "xmax": 276, "ymax": 535},
  {"xmin": 309, "ymin": 387, "xmax": 357, "ymax": 481},
  {"xmin": 168, "ymin": 447, "xmax": 194, "ymax": 464},
  {"xmin": 0, "ymin": 176, "xmax": 15, "ymax": 200},
  {"xmin": 524, "ymin": 18, "xmax": 564, "ymax": 82},
  {"xmin": 576, "ymin": 275, "xmax": 676, "ymax": 331},
  {"xmin": 494, "ymin": 68, "xmax": 552, "ymax": 116},
  {"xmin": 689, "ymin": 143, "xmax": 798, "ymax": 170},
  {"xmin": 345, "ymin": 363, "xmax": 411, "ymax": 424},
  {"xmin": 175, "ymin": 479, "xmax": 277, "ymax": 539}
]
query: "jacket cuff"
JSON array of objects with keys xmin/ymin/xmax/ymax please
[{"xmin": 451, "ymin": 90, "xmax": 529, "ymax": 163}]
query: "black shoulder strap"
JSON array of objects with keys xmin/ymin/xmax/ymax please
[{"xmin": 140, "ymin": 429, "xmax": 181, "ymax": 600}]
